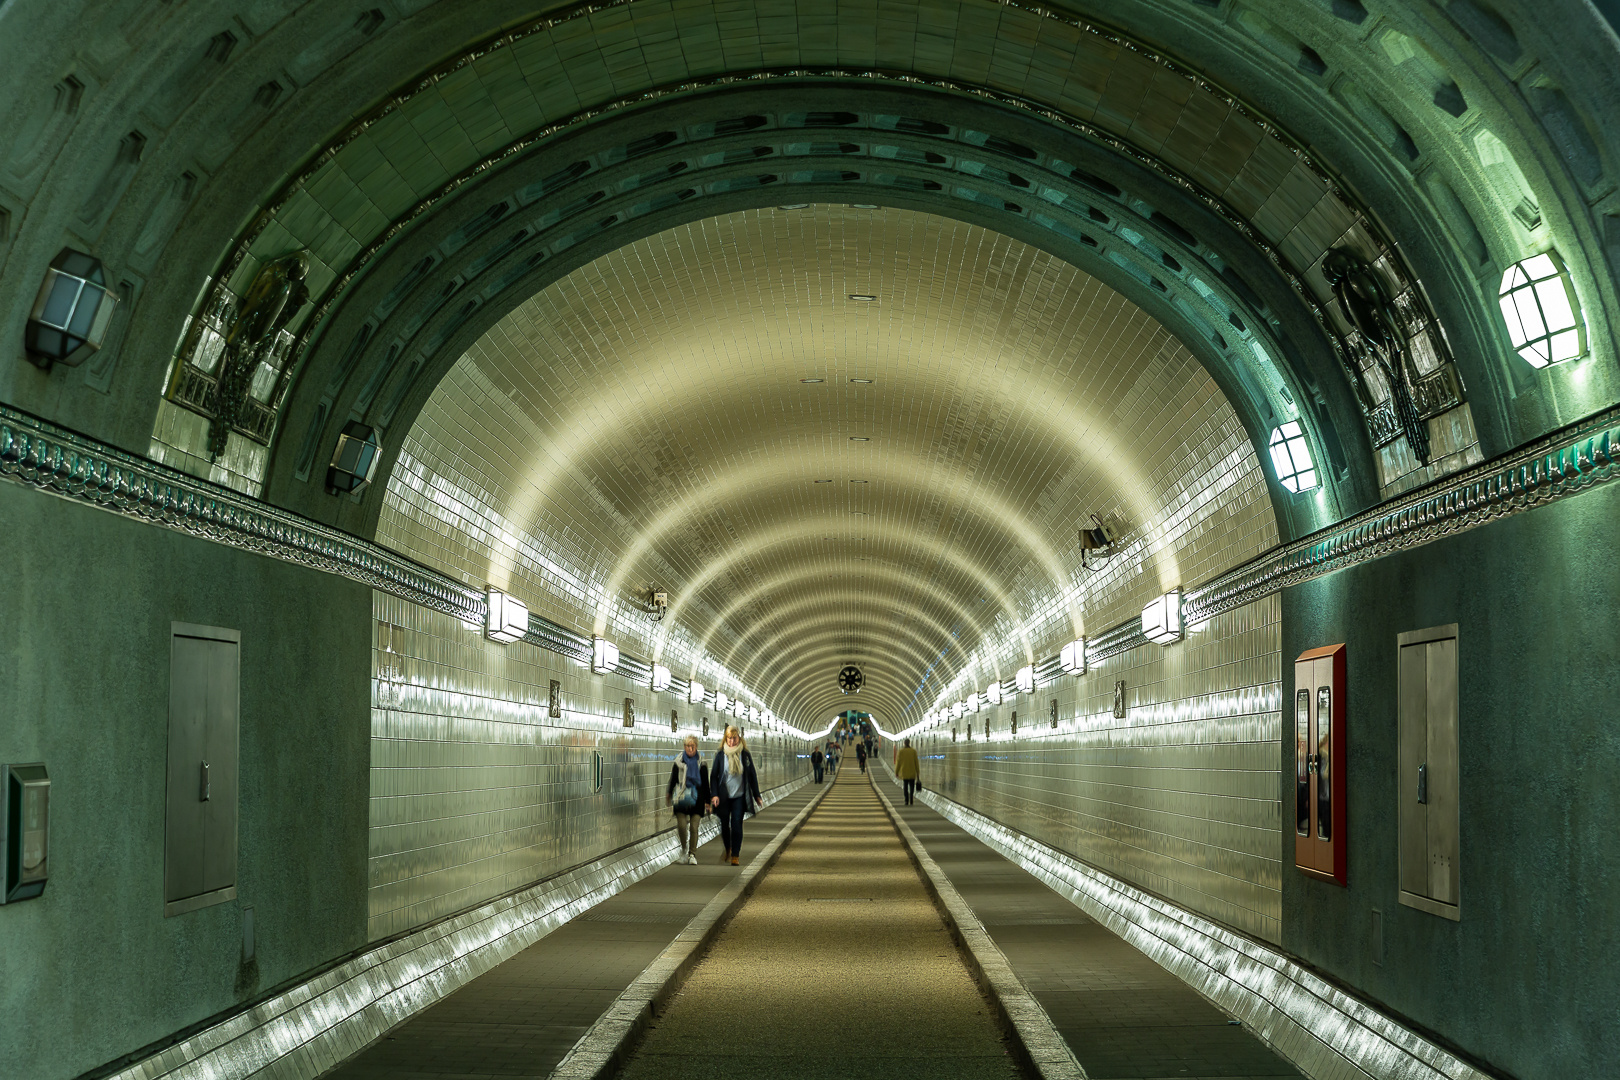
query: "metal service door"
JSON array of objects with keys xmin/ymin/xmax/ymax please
[
  {"xmin": 166, "ymin": 623, "xmax": 240, "ymax": 916},
  {"xmin": 1398, "ymin": 625, "xmax": 1459, "ymax": 920},
  {"xmin": 1294, "ymin": 644, "xmax": 1347, "ymax": 885}
]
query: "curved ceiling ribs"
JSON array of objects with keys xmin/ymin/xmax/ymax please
[
  {"xmin": 376, "ymin": 205, "xmax": 1278, "ymax": 731},
  {"xmin": 19, "ymin": 0, "xmax": 1597, "ymax": 729}
]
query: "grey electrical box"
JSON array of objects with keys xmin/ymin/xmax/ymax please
[
  {"xmin": 1398, "ymin": 624, "xmax": 1460, "ymax": 920},
  {"xmin": 166, "ymin": 623, "xmax": 240, "ymax": 917},
  {"xmin": 3, "ymin": 763, "xmax": 50, "ymax": 903}
]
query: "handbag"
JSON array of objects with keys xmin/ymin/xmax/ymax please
[{"xmin": 673, "ymin": 777, "xmax": 699, "ymax": 812}]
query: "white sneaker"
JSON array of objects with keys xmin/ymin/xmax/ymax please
[{"xmin": 685, "ymin": 853, "xmax": 697, "ymax": 865}]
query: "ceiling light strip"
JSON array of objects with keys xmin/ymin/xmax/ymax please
[{"xmin": 6, "ymin": 398, "xmax": 1619, "ymax": 730}]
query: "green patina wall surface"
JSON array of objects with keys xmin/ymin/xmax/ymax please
[
  {"xmin": 1281, "ymin": 483, "xmax": 1620, "ymax": 1079},
  {"xmin": 0, "ymin": 483, "xmax": 372, "ymax": 1080}
]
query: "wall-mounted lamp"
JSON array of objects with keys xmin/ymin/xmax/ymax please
[
  {"xmin": 650, "ymin": 664, "xmax": 671, "ymax": 692},
  {"xmin": 592, "ymin": 637, "xmax": 619, "ymax": 674},
  {"xmin": 1015, "ymin": 666, "xmax": 1035, "ymax": 694},
  {"xmin": 25, "ymin": 250, "xmax": 119, "ymax": 369},
  {"xmin": 688, "ymin": 680, "xmax": 705, "ymax": 705},
  {"xmin": 1142, "ymin": 590, "xmax": 1184, "ymax": 645},
  {"xmin": 1060, "ymin": 639, "xmax": 1087, "ymax": 675},
  {"xmin": 715, "ymin": 691, "xmax": 730, "ymax": 713},
  {"xmin": 485, "ymin": 589, "xmax": 528, "ymax": 643},
  {"xmin": 984, "ymin": 681, "xmax": 1002, "ymax": 706},
  {"xmin": 326, "ymin": 421, "xmax": 382, "ymax": 496}
]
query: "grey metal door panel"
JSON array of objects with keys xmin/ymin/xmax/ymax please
[
  {"xmin": 202, "ymin": 639, "xmax": 239, "ymax": 895},
  {"xmin": 1398, "ymin": 642, "xmax": 1429, "ymax": 897},
  {"xmin": 1426, "ymin": 637, "xmax": 1459, "ymax": 906},
  {"xmin": 166, "ymin": 624, "xmax": 240, "ymax": 914}
]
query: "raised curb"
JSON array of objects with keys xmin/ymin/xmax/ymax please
[
  {"xmin": 547, "ymin": 778, "xmax": 836, "ymax": 1080},
  {"xmin": 870, "ymin": 773, "xmax": 1089, "ymax": 1080}
]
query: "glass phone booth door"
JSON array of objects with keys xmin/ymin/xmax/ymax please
[{"xmin": 1294, "ymin": 643, "xmax": 1347, "ymax": 885}]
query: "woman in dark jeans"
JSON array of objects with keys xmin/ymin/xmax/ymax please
[
  {"xmin": 665, "ymin": 735, "xmax": 710, "ymax": 864},
  {"xmin": 709, "ymin": 725, "xmax": 763, "ymax": 865}
]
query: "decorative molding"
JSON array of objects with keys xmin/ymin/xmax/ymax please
[{"xmin": 8, "ymin": 394, "xmax": 1619, "ymax": 713}]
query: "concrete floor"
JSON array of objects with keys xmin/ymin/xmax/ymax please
[
  {"xmin": 874, "ymin": 770, "xmax": 1303, "ymax": 1080},
  {"xmin": 618, "ymin": 769, "xmax": 1021, "ymax": 1080},
  {"xmin": 321, "ymin": 783, "xmax": 819, "ymax": 1079},
  {"xmin": 321, "ymin": 766, "xmax": 1304, "ymax": 1080}
]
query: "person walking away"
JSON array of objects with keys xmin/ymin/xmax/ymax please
[
  {"xmin": 666, "ymin": 735, "xmax": 710, "ymax": 864},
  {"xmin": 810, "ymin": 746, "xmax": 824, "ymax": 784},
  {"xmin": 896, "ymin": 738, "xmax": 921, "ymax": 805},
  {"xmin": 856, "ymin": 741, "xmax": 868, "ymax": 773},
  {"xmin": 711, "ymin": 725, "xmax": 763, "ymax": 865}
]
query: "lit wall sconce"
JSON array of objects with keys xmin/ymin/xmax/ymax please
[
  {"xmin": 651, "ymin": 664, "xmax": 671, "ymax": 692},
  {"xmin": 326, "ymin": 421, "xmax": 382, "ymax": 496},
  {"xmin": 1015, "ymin": 666, "xmax": 1035, "ymax": 694},
  {"xmin": 592, "ymin": 637, "xmax": 619, "ymax": 673},
  {"xmin": 1141, "ymin": 590, "xmax": 1184, "ymax": 645},
  {"xmin": 1060, "ymin": 639, "xmax": 1087, "ymax": 675},
  {"xmin": 688, "ymin": 680, "xmax": 705, "ymax": 704},
  {"xmin": 485, "ymin": 589, "xmax": 528, "ymax": 643},
  {"xmin": 984, "ymin": 681, "xmax": 1002, "ymax": 706},
  {"xmin": 25, "ymin": 250, "xmax": 119, "ymax": 369},
  {"xmin": 715, "ymin": 691, "xmax": 730, "ymax": 713},
  {"xmin": 1499, "ymin": 252, "xmax": 1584, "ymax": 368}
]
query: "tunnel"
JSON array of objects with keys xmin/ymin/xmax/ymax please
[{"xmin": 1, "ymin": 1, "xmax": 1617, "ymax": 1077}]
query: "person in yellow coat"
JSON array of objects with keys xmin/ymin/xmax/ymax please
[{"xmin": 895, "ymin": 738, "xmax": 921, "ymax": 805}]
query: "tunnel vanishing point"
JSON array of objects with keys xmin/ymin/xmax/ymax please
[{"xmin": 2, "ymin": 1, "xmax": 1618, "ymax": 1078}]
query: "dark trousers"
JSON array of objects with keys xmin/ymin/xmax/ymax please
[
  {"xmin": 859, "ymin": 758, "xmax": 867, "ymax": 772},
  {"xmin": 902, "ymin": 779, "xmax": 917, "ymax": 804},
  {"xmin": 813, "ymin": 764, "xmax": 823, "ymax": 782},
  {"xmin": 718, "ymin": 797, "xmax": 747, "ymax": 855}
]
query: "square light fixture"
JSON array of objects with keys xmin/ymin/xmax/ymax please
[
  {"xmin": 592, "ymin": 637, "xmax": 619, "ymax": 674},
  {"xmin": 651, "ymin": 664, "xmax": 672, "ymax": 692},
  {"xmin": 715, "ymin": 691, "xmax": 729, "ymax": 713},
  {"xmin": 1060, "ymin": 639, "xmax": 1087, "ymax": 675},
  {"xmin": 1267, "ymin": 422, "xmax": 1318, "ymax": 494},
  {"xmin": 984, "ymin": 681, "xmax": 1003, "ymax": 706},
  {"xmin": 688, "ymin": 680, "xmax": 705, "ymax": 704},
  {"xmin": 1141, "ymin": 591, "xmax": 1184, "ymax": 645},
  {"xmin": 1015, "ymin": 666, "xmax": 1035, "ymax": 694},
  {"xmin": 484, "ymin": 589, "xmax": 528, "ymax": 643},
  {"xmin": 326, "ymin": 421, "xmax": 382, "ymax": 497}
]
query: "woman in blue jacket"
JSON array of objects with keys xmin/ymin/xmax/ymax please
[{"xmin": 709, "ymin": 725, "xmax": 763, "ymax": 865}]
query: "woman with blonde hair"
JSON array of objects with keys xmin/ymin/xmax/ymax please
[
  {"xmin": 666, "ymin": 734, "xmax": 710, "ymax": 865},
  {"xmin": 709, "ymin": 725, "xmax": 762, "ymax": 865}
]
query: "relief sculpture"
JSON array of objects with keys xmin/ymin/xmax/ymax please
[
  {"xmin": 206, "ymin": 251, "xmax": 310, "ymax": 457},
  {"xmin": 1322, "ymin": 249, "xmax": 1432, "ymax": 466}
]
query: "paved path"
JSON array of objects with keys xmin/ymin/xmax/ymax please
[
  {"xmin": 321, "ymin": 781, "xmax": 820, "ymax": 1080},
  {"xmin": 874, "ymin": 769, "xmax": 1303, "ymax": 1080},
  {"xmin": 618, "ymin": 768, "xmax": 1022, "ymax": 1080}
]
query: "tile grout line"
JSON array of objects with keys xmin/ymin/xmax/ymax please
[
  {"xmin": 546, "ymin": 778, "xmax": 837, "ymax": 1080},
  {"xmin": 870, "ymin": 772, "xmax": 1091, "ymax": 1080}
]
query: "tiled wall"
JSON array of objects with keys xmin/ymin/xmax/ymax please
[
  {"xmin": 369, "ymin": 592, "xmax": 807, "ymax": 941},
  {"xmin": 915, "ymin": 595, "xmax": 1282, "ymax": 942}
]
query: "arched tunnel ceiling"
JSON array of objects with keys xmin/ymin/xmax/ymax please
[{"xmin": 376, "ymin": 205, "xmax": 1277, "ymax": 730}]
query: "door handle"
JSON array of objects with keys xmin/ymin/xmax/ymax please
[
  {"xmin": 200, "ymin": 760, "xmax": 211, "ymax": 802},
  {"xmin": 1416, "ymin": 762, "xmax": 1428, "ymax": 805}
]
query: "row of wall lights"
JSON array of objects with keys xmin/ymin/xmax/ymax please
[{"xmin": 484, "ymin": 588, "xmax": 777, "ymax": 725}]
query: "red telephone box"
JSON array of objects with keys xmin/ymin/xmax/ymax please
[{"xmin": 1294, "ymin": 644, "xmax": 1347, "ymax": 885}]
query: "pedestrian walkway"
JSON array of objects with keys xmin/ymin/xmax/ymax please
[
  {"xmin": 618, "ymin": 768, "xmax": 1020, "ymax": 1080},
  {"xmin": 320, "ymin": 782, "xmax": 819, "ymax": 1079},
  {"xmin": 873, "ymin": 769, "xmax": 1304, "ymax": 1080}
]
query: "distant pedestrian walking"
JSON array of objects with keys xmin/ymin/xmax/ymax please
[
  {"xmin": 810, "ymin": 747, "xmax": 824, "ymax": 783},
  {"xmin": 856, "ymin": 742, "xmax": 868, "ymax": 773},
  {"xmin": 896, "ymin": 738, "xmax": 920, "ymax": 805},
  {"xmin": 711, "ymin": 725, "xmax": 763, "ymax": 865},
  {"xmin": 666, "ymin": 735, "xmax": 710, "ymax": 864}
]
